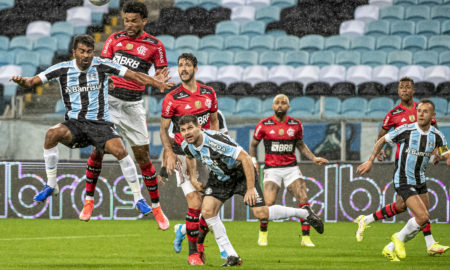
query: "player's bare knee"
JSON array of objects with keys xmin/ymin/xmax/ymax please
[
  {"xmin": 252, "ymin": 207, "xmax": 268, "ymax": 220},
  {"xmin": 416, "ymin": 213, "xmax": 429, "ymax": 226},
  {"xmin": 45, "ymin": 127, "xmax": 64, "ymax": 145},
  {"xmin": 264, "ymin": 198, "xmax": 276, "ymax": 206},
  {"xmin": 114, "ymin": 148, "xmax": 128, "ymax": 160},
  {"xmin": 201, "ymin": 207, "xmax": 215, "ymax": 219}
]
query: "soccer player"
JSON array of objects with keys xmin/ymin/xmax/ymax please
[
  {"xmin": 357, "ymin": 100, "xmax": 450, "ymax": 261},
  {"xmin": 160, "ymin": 53, "xmax": 220, "ymax": 264},
  {"xmin": 355, "ymin": 77, "xmax": 448, "ymax": 255},
  {"xmin": 79, "ymin": 1, "xmax": 170, "ymax": 229},
  {"xmin": 250, "ymin": 94, "xmax": 329, "ymax": 247},
  {"xmin": 9, "ymin": 35, "xmax": 173, "ymax": 210},
  {"xmin": 180, "ymin": 115, "xmax": 324, "ymax": 266}
]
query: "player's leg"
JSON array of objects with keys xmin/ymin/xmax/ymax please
[
  {"xmin": 80, "ymin": 148, "xmax": 104, "ymax": 221},
  {"xmin": 259, "ymin": 168, "xmax": 281, "ymax": 246}
]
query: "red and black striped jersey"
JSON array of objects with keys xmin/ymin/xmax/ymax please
[{"xmin": 254, "ymin": 115, "xmax": 303, "ymax": 168}]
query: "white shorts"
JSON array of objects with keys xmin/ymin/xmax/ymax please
[
  {"xmin": 175, "ymin": 154, "xmax": 210, "ymax": 196},
  {"xmin": 108, "ymin": 95, "xmax": 149, "ymax": 146},
  {"xmin": 263, "ymin": 166, "xmax": 303, "ymax": 188}
]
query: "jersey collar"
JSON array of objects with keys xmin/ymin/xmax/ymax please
[
  {"xmin": 271, "ymin": 115, "xmax": 289, "ymax": 124},
  {"xmin": 180, "ymin": 81, "xmax": 199, "ymax": 95},
  {"xmin": 193, "ymin": 131, "xmax": 206, "ymax": 151},
  {"xmin": 415, "ymin": 122, "xmax": 431, "ymax": 135},
  {"xmin": 398, "ymin": 101, "xmax": 417, "ymax": 111},
  {"xmin": 72, "ymin": 59, "xmax": 93, "ymax": 73}
]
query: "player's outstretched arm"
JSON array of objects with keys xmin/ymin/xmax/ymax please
[
  {"xmin": 357, "ymin": 137, "xmax": 387, "ymax": 175},
  {"xmin": 376, "ymin": 128, "xmax": 389, "ymax": 161},
  {"xmin": 237, "ymin": 150, "xmax": 257, "ymax": 206},
  {"xmin": 10, "ymin": 75, "xmax": 42, "ymax": 88},
  {"xmin": 124, "ymin": 67, "xmax": 174, "ymax": 92},
  {"xmin": 296, "ymin": 140, "xmax": 329, "ymax": 165},
  {"xmin": 249, "ymin": 138, "xmax": 261, "ymax": 174},
  {"xmin": 209, "ymin": 111, "xmax": 219, "ymax": 131},
  {"xmin": 186, "ymin": 155, "xmax": 204, "ymax": 192},
  {"xmin": 160, "ymin": 118, "xmax": 178, "ymax": 175}
]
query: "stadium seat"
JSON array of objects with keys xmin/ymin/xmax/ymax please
[
  {"xmin": 0, "ymin": 65, "xmax": 21, "ymax": 85},
  {"xmin": 387, "ymin": 50, "xmax": 413, "ymax": 67},
  {"xmin": 233, "ymin": 51, "xmax": 258, "ymax": 67},
  {"xmin": 362, "ymin": 51, "xmax": 387, "ymax": 66},
  {"xmin": 310, "ymin": 51, "xmax": 334, "ymax": 68},
  {"xmin": 231, "ymin": 6, "xmax": 256, "ymax": 24},
  {"xmin": 221, "ymin": 0, "xmax": 244, "ymax": 9},
  {"xmin": 354, "ymin": 5, "xmax": 380, "ymax": 23},
  {"xmin": 0, "ymin": 0, "xmax": 14, "ymax": 11},
  {"xmin": 341, "ymin": 97, "xmax": 368, "ymax": 117},
  {"xmin": 399, "ymin": 65, "xmax": 425, "ymax": 82},
  {"xmin": 224, "ymin": 35, "xmax": 249, "ymax": 52},
  {"xmin": 270, "ymin": 0, "xmax": 297, "ymax": 9},
  {"xmin": 294, "ymin": 66, "xmax": 320, "ymax": 86},
  {"xmin": 38, "ymin": 50, "xmax": 55, "ymax": 68},
  {"xmin": 243, "ymin": 65, "xmax": 269, "ymax": 85},
  {"xmin": 427, "ymin": 35, "xmax": 450, "ymax": 52},
  {"xmin": 414, "ymin": 81, "xmax": 435, "ymax": 96},
  {"xmin": 253, "ymin": 81, "xmax": 279, "ymax": 97},
  {"xmin": 439, "ymin": 51, "xmax": 450, "ymax": 65},
  {"xmin": 67, "ymin": 7, "xmax": 92, "ymax": 27},
  {"xmin": 147, "ymin": 96, "xmax": 158, "ymax": 116},
  {"xmin": 175, "ymin": 35, "xmax": 200, "ymax": 51},
  {"xmin": 255, "ymin": 6, "xmax": 281, "ymax": 24},
  {"xmin": 351, "ymin": 36, "xmax": 376, "ymax": 51},
  {"xmin": 393, "ymin": 0, "xmax": 418, "ymax": 5},
  {"xmin": 9, "ymin": 36, "xmax": 33, "ymax": 53},
  {"xmin": 358, "ymin": 82, "xmax": 385, "ymax": 95},
  {"xmin": 215, "ymin": 21, "xmax": 240, "ymax": 37},
  {"xmin": 442, "ymin": 19, "xmax": 450, "ymax": 34},
  {"xmin": 207, "ymin": 81, "xmax": 226, "ymax": 95},
  {"xmin": 217, "ymin": 97, "xmax": 236, "ymax": 116},
  {"xmin": 275, "ymin": 35, "xmax": 299, "ymax": 51},
  {"xmin": 346, "ymin": 65, "xmax": 373, "ymax": 86},
  {"xmin": 405, "ymin": 5, "xmax": 430, "ymax": 21},
  {"xmin": 423, "ymin": 65, "xmax": 450, "ymax": 85},
  {"xmin": 169, "ymin": 66, "xmax": 182, "ymax": 85},
  {"xmin": 319, "ymin": 65, "xmax": 346, "ymax": 85},
  {"xmin": 376, "ymin": 35, "xmax": 402, "ymax": 51},
  {"xmin": 198, "ymin": 0, "xmax": 221, "ymax": 10},
  {"xmin": 157, "ymin": 35, "xmax": 175, "ymax": 51},
  {"xmin": 415, "ymin": 20, "xmax": 440, "ymax": 37},
  {"xmin": 431, "ymin": 5, "xmax": 450, "ymax": 21},
  {"xmin": 54, "ymin": 34, "xmax": 72, "ymax": 56},
  {"xmin": 26, "ymin": 21, "xmax": 51, "ymax": 41},
  {"xmin": 174, "ymin": 0, "xmax": 198, "ymax": 10},
  {"xmin": 418, "ymin": 0, "xmax": 444, "ymax": 4},
  {"xmin": 235, "ymin": 97, "xmax": 261, "ymax": 117},
  {"xmin": 165, "ymin": 50, "xmax": 179, "ymax": 67},
  {"xmin": 260, "ymin": 97, "xmax": 276, "ymax": 117},
  {"xmin": 336, "ymin": 51, "xmax": 361, "ymax": 68},
  {"xmin": 325, "ymin": 36, "xmax": 350, "ymax": 52},
  {"xmin": 429, "ymin": 97, "xmax": 447, "ymax": 117},
  {"xmin": 379, "ymin": 5, "xmax": 405, "ymax": 21},
  {"xmin": 268, "ymin": 65, "xmax": 294, "ymax": 85},
  {"xmin": 51, "ymin": 21, "xmax": 74, "ymax": 37},
  {"xmin": 196, "ymin": 65, "xmax": 218, "ymax": 83},
  {"xmin": 289, "ymin": 97, "xmax": 316, "ymax": 117},
  {"xmin": 365, "ymin": 20, "xmax": 390, "ymax": 36},
  {"xmin": 249, "ymin": 35, "xmax": 275, "ymax": 52},
  {"xmin": 208, "ymin": 50, "xmax": 234, "ymax": 67},
  {"xmin": 339, "ymin": 20, "xmax": 366, "ymax": 37},
  {"xmin": 2, "ymin": 83, "xmax": 17, "ymax": 97},
  {"xmin": 284, "ymin": 51, "xmax": 309, "ymax": 67},
  {"xmin": 323, "ymin": 97, "xmax": 341, "ymax": 117},
  {"xmin": 228, "ymin": 82, "xmax": 252, "ymax": 96},
  {"xmin": 240, "ymin": 21, "xmax": 266, "ymax": 36},
  {"xmin": 367, "ymin": 97, "xmax": 394, "ymax": 117},
  {"xmin": 369, "ymin": 0, "xmax": 394, "ymax": 8},
  {"xmin": 209, "ymin": 6, "xmax": 232, "ymax": 24},
  {"xmin": 18, "ymin": 64, "xmax": 36, "ymax": 77},
  {"xmin": 199, "ymin": 35, "xmax": 224, "ymax": 52},
  {"xmin": 217, "ymin": 65, "xmax": 243, "ymax": 85},
  {"xmin": 259, "ymin": 51, "xmax": 284, "ymax": 68},
  {"xmin": 299, "ymin": 35, "xmax": 324, "ymax": 52},
  {"xmin": 33, "ymin": 36, "xmax": 57, "ymax": 53},
  {"xmin": 0, "ymin": 35, "xmax": 8, "ymax": 51},
  {"xmin": 402, "ymin": 35, "xmax": 427, "ymax": 52},
  {"xmin": 331, "ymin": 82, "xmax": 356, "ymax": 96},
  {"xmin": 413, "ymin": 51, "xmax": 439, "ymax": 67},
  {"xmin": 390, "ymin": 21, "xmax": 415, "ymax": 36},
  {"xmin": 0, "ymin": 51, "xmax": 14, "ymax": 65},
  {"xmin": 247, "ymin": 0, "xmax": 270, "ymax": 9},
  {"xmin": 372, "ymin": 65, "xmax": 399, "ymax": 84},
  {"xmin": 436, "ymin": 81, "xmax": 450, "ymax": 97},
  {"xmin": 279, "ymin": 81, "xmax": 303, "ymax": 96}
]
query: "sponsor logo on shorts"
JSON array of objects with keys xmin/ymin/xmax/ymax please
[
  {"xmin": 271, "ymin": 142, "xmax": 293, "ymax": 152},
  {"xmin": 205, "ymin": 187, "xmax": 212, "ymax": 195}
]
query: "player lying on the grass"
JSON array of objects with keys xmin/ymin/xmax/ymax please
[
  {"xmin": 10, "ymin": 34, "xmax": 174, "ymax": 214},
  {"xmin": 357, "ymin": 100, "xmax": 450, "ymax": 262},
  {"xmin": 355, "ymin": 77, "xmax": 448, "ymax": 255},
  {"xmin": 180, "ymin": 115, "xmax": 324, "ymax": 266},
  {"xmin": 250, "ymin": 94, "xmax": 329, "ymax": 247}
]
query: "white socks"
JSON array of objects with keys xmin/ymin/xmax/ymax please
[
  {"xmin": 205, "ymin": 215, "xmax": 238, "ymax": 257},
  {"xmin": 364, "ymin": 214, "xmax": 375, "ymax": 225},
  {"xmin": 152, "ymin": 202, "xmax": 160, "ymax": 208},
  {"xmin": 424, "ymin": 234, "xmax": 435, "ymax": 249},
  {"xmin": 397, "ymin": 217, "xmax": 421, "ymax": 242},
  {"xmin": 86, "ymin": 195, "xmax": 95, "ymax": 201},
  {"xmin": 44, "ymin": 147, "xmax": 58, "ymax": 188},
  {"xmin": 268, "ymin": 205, "xmax": 308, "ymax": 220},
  {"xmin": 119, "ymin": 155, "xmax": 143, "ymax": 203}
]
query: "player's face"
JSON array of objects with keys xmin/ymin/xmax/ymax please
[
  {"xmin": 73, "ymin": 43, "xmax": 94, "ymax": 70},
  {"xmin": 417, "ymin": 103, "xmax": 435, "ymax": 126},
  {"xmin": 180, "ymin": 122, "xmax": 202, "ymax": 145},
  {"xmin": 123, "ymin": 12, "xmax": 147, "ymax": 38},
  {"xmin": 398, "ymin": 81, "xmax": 414, "ymax": 102},
  {"xmin": 272, "ymin": 96, "xmax": 290, "ymax": 118},
  {"xmin": 178, "ymin": 58, "xmax": 197, "ymax": 83}
]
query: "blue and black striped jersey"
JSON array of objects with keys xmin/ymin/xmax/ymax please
[
  {"xmin": 385, "ymin": 123, "xmax": 449, "ymax": 187},
  {"xmin": 38, "ymin": 57, "xmax": 127, "ymax": 121}
]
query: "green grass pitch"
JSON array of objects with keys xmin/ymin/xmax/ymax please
[{"xmin": 0, "ymin": 219, "xmax": 449, "ymax": 269}]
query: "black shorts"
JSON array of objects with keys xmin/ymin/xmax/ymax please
[
  {"xmin": 395, "ymin": 183, "xmax": 428, "ymax": 202},
  {"xmin": 62, "ymin": 119, "xmax": 121, "ymax": 150},
  {"xmin": 204, "ymin": 166, "xmax": 265, "ymax": 207}
]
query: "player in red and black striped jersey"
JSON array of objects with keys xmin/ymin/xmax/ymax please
[
  {"xmin": 355, "ymin": 77, "xmax": 448, "ymax": 257},
  {"xmin": 79, "ymin": 1, "xmax": 172, "ymax": 230},
  {"xmin": 250, "ymin": 94, "xmax": 329, "ymax": 248}
]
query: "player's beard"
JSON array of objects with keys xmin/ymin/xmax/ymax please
[
  {"xmin": 181, "ymin": 72, "xmax": 194, "ymax": 84},
  {"xmin": 275, "ymin": 111, "xmax": 286, "ymax": 118}
]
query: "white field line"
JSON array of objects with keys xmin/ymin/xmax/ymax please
[{"xmin": 0, "ymin": 234, "xmax": 140, "ymax": 241}]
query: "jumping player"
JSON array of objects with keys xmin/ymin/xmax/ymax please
[
  {"xmin": 250, "ymin": 94, "xmax": 329, "ymax": 247},
  {"xmin": 357, "ymin": 100, "xmax": 450, "ymax": 261},
  {"xmin": 79, "ymin": 1, "xmax": 170, "ymax": 229},
  {"xmin": 9, "ymin": 35, "xmax": 173, "ymax": 211}
]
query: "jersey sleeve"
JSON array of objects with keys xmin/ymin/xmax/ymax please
[
  {"xmin": 297, "ymin": 122, "xmax": 303, "ymax": 140},
  {"xmin": 253, "ymin": 121, "xmax": 264, "ymax": 140},
  {"xmin": 385, "ymin": 125, "xmax": 409, "ymax": 144},
  {"xmin": 101, "ymin": 34, "xmax": 115, "ymax": 59},
  {"xmin": 217, "ymin": 110, "xmax": 228, "ymax": 133},
  {"xmin": 161, "ymin": 96, "xmax": 175, "ymax": 118},
  {"xmin": 152, "ymin": 41, "xmax": 168, "ymax": 68},
  {"xmin": 435, "ymin": 133, "xmax": 450, "ymax": 156},
  {"xmin": 210, "ymin": 90, "xmax": 218, "ymax": 113},
  {"xmin": 38, "ymin": 63, "xmax": 65, "ymax": 83},
  {"xmin": 98, "ymin": 59, "xmax": 127, "ymax": 77},
  {"xmin": 381, "ymin": 112, "xmax": 394, "ymax": 130},
  {"xmin": 181, "ymin": 141, "xmax": 194, "ymax": 158}
]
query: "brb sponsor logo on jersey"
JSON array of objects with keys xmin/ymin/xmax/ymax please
[
  {"xmin": 197, "ymin": 113, "xmax": 211, "ymax": 126},
  {"xmin": 270, "ymin": 141, "xmax": 294, "ymax": 152},
  {"xmin": 112, "ymin": 53, "xmax": 140, "ymax": 69}
]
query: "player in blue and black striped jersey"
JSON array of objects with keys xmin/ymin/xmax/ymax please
[
  {"xmin": 357, "ymin": 99, "xmax": 450, "ymax": 261},
  {"xmin": 178, "ymin": 115, "xmax": 324, "ymax": 266},
  {"xmin": 10, "ymin": 34, "xmax": 174, "ymax": 215}
]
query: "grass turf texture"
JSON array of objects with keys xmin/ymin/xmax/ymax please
[{"xmin": 0, "ymin": 220, "xmax": 449, "ymax": 269}]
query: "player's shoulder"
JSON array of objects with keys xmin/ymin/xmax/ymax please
[
  {"xmin": 394, "ymin": 122, "xmax": 415, "ymax": 132},
  {"xmin": 141, "ymin": 32, "xmax": 164, "ymax": 46},
  {"xmin": 286, "ymin": 116, "xmax": 301, "ymax": 125},
  {"xmin": 388, "ymin": 104, "xmax": 405, "ymax": 116},
  {"xmin": 166, "ymin": 86, "xmax": 190, "ymax": 100},
  {"xmin": 111, "ymin": 30, "xmax": 127, "ymax": 40},
  {"xmin": 198, "ymin": 83, "xmax": 215, "ymax": 95},
  {"xmin": 259, "ymin": 116, "xmax": 276, "ymax": 126},
  {"xmin": 430, "ymin": 126, "xmax": 445, "ymax": 139}
]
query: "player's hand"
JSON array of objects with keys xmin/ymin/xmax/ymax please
[
  {"xmin": 376, "ymin": 150, "xmax": 386, "ymax": 161},
  {"xmin": 191, "ymin": 180, "xmax": 204, "ymax": 193},
  {"xmin": 9, "ymin": 75, "xmax": 28, "ymax": 87},
  {"xmin": 166, "ymin": 152, "xmax": 179, "ymax": 175},
  {"xmin": 313, "ymin": 157, "xmax": 329, "ymax": 166},
  {"xmin": 244, "ymin": 188, "xmax": 257, "ymax": 207},
  {"xmin": 154, "ymin": 67, "xmax": 175, "ymax": 92},
  {"xmin": 432, "ymin": 149, "xmax": 441, "ymax": 165},
  {"xmin": 356, "ymin": 161, "xmax": 373, "ymax": 175},
  {"xmin": 157, "ymin": 166, "xmax": 169, "ymax": 184}
]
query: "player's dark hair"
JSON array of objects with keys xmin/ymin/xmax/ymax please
[
  {"xmin": 179, "ymin": 115, "xmax": 198, "ymax": 126},
  {"xmin": 122, "ymin": 0, "xmax": 148, "ymax": 19},
  {"xmin": 178, "ymin": 53, "xmax": 197, "ymax": 68},
  {"xmin": 72, "ymin": 34, "xmax": 95, "ymax": 50},
  {"xmin": 399, "ymin": 76, "xmax": 414, "ymax": 85},
  {"xmin": 419, "ymin": 99, "xmax": 435, "ymax": 111}
]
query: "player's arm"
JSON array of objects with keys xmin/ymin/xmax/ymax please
[
  {"xmin": 296, "ymin": 140, "xmax": 329, "ymax": 165},
  {"xmin": 209, "ymin": 111, "xmax": 219, "ymax": 131},
  {"xmin": 160, "ymin": 117, "xmax": 178, "ymax": 175},
  {"xmin": 357, "ymin": 136, "xmax": 387, "ymax": 175},
  {"xmin": 186, "ymin": 155, "xmax": 204, "ymax": 192},
  {"xmin": 249, "ymin": 138, "xmax": 261, "ymax": 173},
  {"xmin": 123, "ymin": 68, "xmax": 174, "ymax": 92},
  {"xmin": 237, "ymin": 150, "xmax": 257, "ymax": 206},
  {"xmin": 10, "ymin": 75, "xmax": 42, "ymax": 88},
  {"xmin": 376, "ymin": 128, "xmax": 389, "ymax": 161}
]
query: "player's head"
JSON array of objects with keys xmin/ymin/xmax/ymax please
[
  {"xmin": 417, "ymin": 99, "xmax": 435, "ymax": 127},
  {"xmin": 272, "ymin": 94, "xmax": 290, "ymax": 118},
  {"xmin": 72, "ymin": 34, "xmax": 95, "ymax": 70},
  {"xmin": 179, "ymin": 115, "xmax": 202, "ymax": 144},
  {"xmin": 178, "ymin": 53, "xmax": 198, "ymax": 83},
  {"xmin": 398, "ymin": 76, "xmax": 415, "ymax": 103},
  {"xmin": 122, "ymin": 0, "xmax": 148, "ymax": 38}
]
